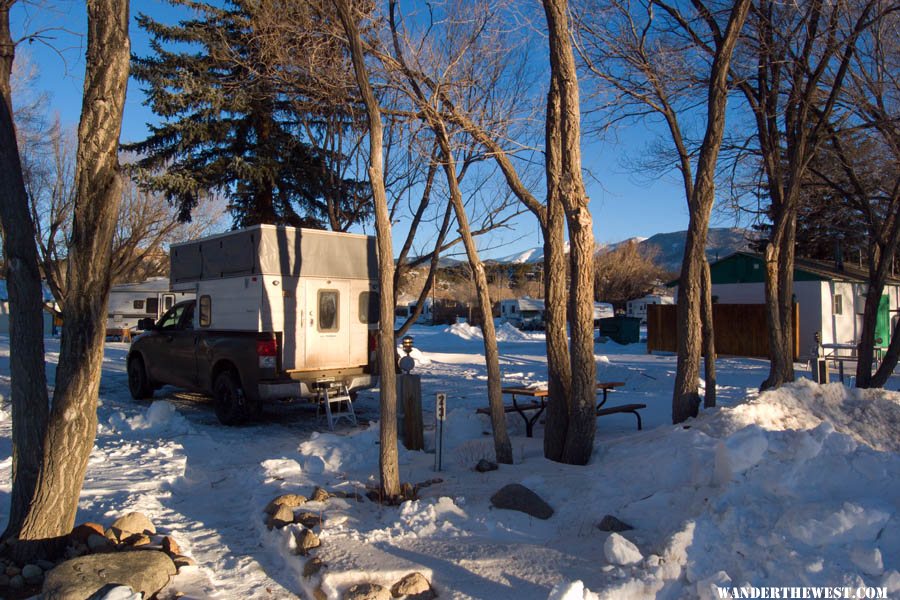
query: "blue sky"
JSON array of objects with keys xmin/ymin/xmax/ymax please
[{"xmin": 10, "ymin": 1, "xmax": 726, "ymax": 258}]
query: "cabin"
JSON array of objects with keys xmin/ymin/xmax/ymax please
[
  {"xmin": 107, "ymin": 278, "xmax": 194, "ymax": 333},
  {"xmin": 702, "ymin": 252, "xmax": 900, "ymax": 359},
  {"xmin": 500, "ymin": 297, "xmax": 545, "ymax": 329},
  {"xmin": 170, "ymin": 225, "xmax": 378, "ymax": 376},
  {"xmin": 626, "ymin": 294, "xmax": 674, "ymax": 323}
]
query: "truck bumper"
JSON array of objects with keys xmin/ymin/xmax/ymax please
[{"xmin": 258, "ymin": 374, "xmax": 376, "ymax": 401}]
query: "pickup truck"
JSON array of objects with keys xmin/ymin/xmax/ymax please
[{"xmin": 126, "ymin": 299, "xmax": 374, "ymax": 425}]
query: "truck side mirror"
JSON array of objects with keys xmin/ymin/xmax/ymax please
[{"xmin": 137, "ymin": 317, "xmax": 155, "ymax": 331}]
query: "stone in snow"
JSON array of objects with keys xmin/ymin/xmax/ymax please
[
  {"xmin": 42, "ymin": 550, "xmax": 175, "ymax": 600},
  {"xmin": 265, "ymin": 493, "xmax": 307, "ymax": 515},
  {"xmin": 490, "ymin": 483, "xmax": 554, "ymax": 520},
  {"xmin": 391, "ymin": 572, "xmax": 435, "ymax": 599},
  {"xmin": 110, "ymin": 512, "xmax": 156, "ymax": 538},
  {"xmin": 603, "ymin": 532, "xmax": 643, "ymax": 566},
  {"xmin": 343, "ymin": 582, "xmax": 391, "ymax": 600}
]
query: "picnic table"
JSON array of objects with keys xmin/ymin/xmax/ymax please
[{"xmin": 477, "ymin": 381, "xmax": 641, "ymax": 438}]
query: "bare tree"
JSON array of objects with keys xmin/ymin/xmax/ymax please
[
  {"xmin": 334, "ymin": 0, "xmax": 401, "ymax": 500},
  {"xmin": 2, "ymin": 0, "xmax": 130, "ymax": 559},
  {"xmin": 594, "ymin": 241, "xmax": 667, "ymax": 304},
  {"xmin": 386, "ymin": 0, "xmax": 513, "ymax": 464},
  {"xmin": 575, "ymin": 0, "xmax": 750, "ymax": 421},
  {"xmin": 0, "ymin": 0, "xmax": 50, "ymax": 541}
]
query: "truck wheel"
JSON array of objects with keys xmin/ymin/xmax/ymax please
[
  {"xmin": 128, "ymin": 357, "xmax": 154, "ymax": 400},
  {"xmin": 213, "ymin": 370, "xmax": 248, "ymax": 425}
]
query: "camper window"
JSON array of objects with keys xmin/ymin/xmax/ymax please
[
  {"xmin": 146, "ymin": 297, "xmax": 159, "ymax": 315},
  {"xmin": 199, "ymin": 295, "xmax": 211, "ymax": 327},
  {"xmin": 358, "ymin": 291, "xmax": 379, "ymax": 324},
  {"xmin": 318, "ymin": 290, "xmax": 339, "ymax": 332},
  {"xmin": 133, "ymin": 299, "xmax": 145, "ymax": 310},
  {"xmin": 833, "ymin": 295, "xmax": 843, "ymax": 315}
]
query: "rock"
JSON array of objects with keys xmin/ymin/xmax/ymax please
[
  {"xmin": 391, "ymin": 572, "xmax": 434, "ymax": 599},
  {"xmin": 295, "ymin": 512, "xmax": 322, "ymax": 529},
  {"xmin": 303, "ymin": 556, "xmax": 326, "ymax": 579},
  {"xmin": 603, "ymin": 532, "xmax": 643, "ymax": 566},
  {"xmin": 10, "ymin": 574, "xmax": 24, "ymax": 589},
  {"xmin": 6, "ymin": 564, "xmax": 21, "ymax": 576},
  {"xmin": 87, "ymin": 533, "xmax": 114, "ymax": 553},
  {"xmin": 23, "ymin": 563, "xmax": 43, "ymax": 585},
  {"xmin": 38, "ymin": 559, "xmax": 57, "ymax": 571},
  {"xmin": 123, "ymin": 534, "xmax": 151, "ymax": 547},
  {"xmin": 294, "ymin": 528, "xmax": 321, "ymax": 556},
  {"xmin": 71, "ymin": 523, "xmax": 106, "ymax": 544},
  {"xmin": 311, "ymin": 487, "xmax": 329, "ymax": 503},
  {"xmin": 344, "ymin": 582, "xmax": 391, "ymax": 600},
  {"xmin": 475, "ymin": 459, "xmax": 498, "ymax": 473},
  {"xmin": 43, "ymin": 550, "xmax": 176, "ymax": 600},
  {"xmin": 161, "ymin": 536, "xmax": 180, "ymax": 556},
  {"xmin": 265, "ymin": 494, "xmax": 307, "ymax": 515},
  {"xmin": 110, "ymin": 512, "xmax": 156, "ymax": 538},
  {"xmin": 172, "ymin": 555, "xmax": 196, "ymax": 571},
  {"xmin": 104, "ymin": 529, "xmax": 120, "ymax": 543},
  {"xmin": 597, "ymin": 515, "xmax": 634, "ymax": 532},
  {"xmin": 65, "ymin": 542, "xmax": 90, "ymax": 559},
  {"xmin": 267, "ymin": 504, "xmax": 295, "ymax": 530},
  {"xmin": 490, "ymin": 484, "xmax": 554, "ymax": 520}
]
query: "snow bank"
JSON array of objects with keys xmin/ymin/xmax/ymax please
[
  {"xmin": 444, "ymin": 322, "xmax": 483, "ymax": 341},
  {"xmin": 106, "ymin": 401, "xmax": 194, "ymax": 436},
  {"xmin": 443, "ymin": 321, "xmax": 542, "ymax": 342}
]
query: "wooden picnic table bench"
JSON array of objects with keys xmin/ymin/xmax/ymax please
[
  {"xmin": 106, "ymin": 327, "xmax": 132, "ymax": 343},
  {"xmin": 476, "ymin": 381, "xmax": 644, "ymax": 437}
]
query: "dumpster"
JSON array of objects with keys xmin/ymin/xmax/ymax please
[{"xmin": 598, "ymin": 316, "xmax": 641, "ymax": 344}]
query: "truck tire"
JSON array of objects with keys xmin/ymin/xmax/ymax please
[
  {"xmin": 128, "ymin": 357, "xmax": 154, "ymax": 400},
  {"xmin": 213, "ymin": 370, "xmax": 249, "ymax": 425}
]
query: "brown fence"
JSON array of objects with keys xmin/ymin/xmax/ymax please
[{"xmin": 647, "ymin": 303, "xmax": 799, "ymax": 359}]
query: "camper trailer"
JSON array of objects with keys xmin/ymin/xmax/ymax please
[
  {"xmin": 626, "ymin": 294, "xmax": 674, "ymax": 323},
  {"xmin": 107, "ymin": 278, "xmax": 194, "ymax": 333},
  {"xmin": 500, "ymin": 297, "xmax": 545, "ymax": 330},
  {"xmin": 127, "ymin": 225, "xmax": 378, "ymax": 425}
]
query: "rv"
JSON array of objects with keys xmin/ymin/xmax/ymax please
[
  {"xmin": 626, "ymin": 294, "xmax": 674, "ymax": 324},
  {"xmin": 127, "ymin": 225, "xmax": 378, "ymax": 424},
  {"xmin": 499, "ymin": 297, "xmax": 545, "ymax": 330},
  {"xmin": 107, "ymin": 278, "xmax": 194, "ymax": 334}
]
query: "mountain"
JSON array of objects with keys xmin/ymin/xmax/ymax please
[{"xmin": 639, "ymin": 227, "xmax": 753, "ymax": 273}]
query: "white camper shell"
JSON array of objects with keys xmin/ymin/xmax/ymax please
[
  {"xmin": 169, "ymin": 225, "xmax": 378, "ymax": 397},
  {"xmin": 108, "ymin": 278, "xmax": 194, "ymax": 332}
]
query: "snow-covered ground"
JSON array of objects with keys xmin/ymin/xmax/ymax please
[{"xmin": 0, "ymin": 327, "xmax": 898, "ymax": 599}]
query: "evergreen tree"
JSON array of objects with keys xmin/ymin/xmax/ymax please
[{"xmin": 124, "ymin": 0, "xmax": 369, "ymax": 229}]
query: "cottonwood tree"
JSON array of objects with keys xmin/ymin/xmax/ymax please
[
  {"xmin": 575, "ymin": 0, "xmax": 751, "ymax": 422},
  {"xmin": 334, "ymin": 0, "xmax": 401, "ymax": 500},
  {"xmin": 1, "ymin": 0, "xmax": 130, "ymax": 558},
  {"xmin": 729, "ymin": 0, "xmax": 884, "ymax": 389},
  {"xmin": 386, "ymin": 0, "xmax": 514, "ymax": 464},
  {"xmin": 0, "ymin": 0, "xmax": 50, "ymax": 540},
  {"xmin": 594, "ymin": 241, "xmax": 667, "ymax": 304}
]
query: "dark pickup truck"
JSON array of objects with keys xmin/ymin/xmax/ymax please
[{"xmin": 126, "ymin": 299, "xmax": 372, "ymax": 425}]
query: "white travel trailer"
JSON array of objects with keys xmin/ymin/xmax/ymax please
[
  {"xmin": 107, "ymin": 278, "xmax": 194, "ymax": 332},
  {"xmin": 626, "ymin": 294, "xmax": 674, "ymax": 323},
  {"xmin": 168, "ymin": 224, "xmax": 378, "ymax": 398},
  {"xmin": 500, "ymin": 297, "xmax": 545, "ymax": 329}
]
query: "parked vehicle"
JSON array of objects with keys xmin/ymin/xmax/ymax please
[
  {"xmin": 107, "ymin": 278, "xmax": 194, "ymax": 334},
  {"xmin": 127, "ymin": 225, "xmax": 379, "ymax": 424}
]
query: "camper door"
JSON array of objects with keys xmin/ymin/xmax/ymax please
[{"xmin": 305, "ymin": 279, "xmax": 351, "ymax": 369}]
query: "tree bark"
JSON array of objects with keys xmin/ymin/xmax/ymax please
[
  {"xmin": 335, "ymin": 0, "xmax": 401, "ymax": 500},
  {"xmin": 541, "ymin": 76, "xmax": 572, "ymax": 462},
  {"xmin": 13, "ymin": 0, "xmax": 130, "ymax": 559},
  {"xmin": 701, "ymin": 257, "xmax": 716, "ymax": 408},
  {"xmin": 543, "ymin": 0, "xmax": 596, "ymax": 465},
  {"xmin": 0, "ymin": 0, "xmax": 51, "ymax": 541}
]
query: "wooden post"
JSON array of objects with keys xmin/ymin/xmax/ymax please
[{"xmin": 397, "ymin": 374, "xmax": 424, "ymax": 450}]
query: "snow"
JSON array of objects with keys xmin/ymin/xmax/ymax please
[{"xmin": 0, "ymin": 329, "xmax": 898, "ymax": 599}]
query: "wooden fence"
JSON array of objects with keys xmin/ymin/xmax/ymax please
[{"xmin": 647, "ymin": 303, "xmax": 799, "ymax": 359}]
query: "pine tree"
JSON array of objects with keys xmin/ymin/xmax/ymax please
[{"xmin": 124, "ymin": 0, "xmax": 369, "ymax": 229}]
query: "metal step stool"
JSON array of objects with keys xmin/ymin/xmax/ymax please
[{"xmin": 315, "ymin": 381, "xmax": 357, "ymax": 430}]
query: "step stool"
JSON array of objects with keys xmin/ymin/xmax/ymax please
[{"xmin": 315, "ymin": 382, "xmax": 357, "ymax": 430}]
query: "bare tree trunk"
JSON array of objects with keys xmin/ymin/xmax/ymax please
[
  {"xmin": 701, "ymin": 257, "xmax": 716, "ymax": 408},
  {"xmin": 13, "ymin": 0, "xmax": 129, "ymax": 560},
  {"xmin": 761, "ymin": 210, "xmax": 797, "ymax": 389},
  {"xmin": 543, "ymin": 0, "xmax": 596, "ymax": 465},
  {"xmin": 541, "ymin": 76, "xmax": 572, "ymax": 462},
  {"xmin": 0, "ymin": 0, "xmax": 50, "ymax": 541},
  {"xmin": 335, "ymin": 0, "xmax": 400, "ymax": 500},
  {"xmin": 435, "ymin": 137, "xmax": 513, "ymax": 464},
  {"xmin": 871, "ymin": 318, "xmax": 900, "ymax": 388}
]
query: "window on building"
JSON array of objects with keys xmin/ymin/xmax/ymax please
[
  {"xmin": 833, "ymin": 294, "xmax": 843, "ymax": 315},
  {"xmin": 133, "ymin": 299, "xmax": 145, "ymax": 310},
  {"xmin": 319, "ymin": 290, "xmax": 339, "ymax": 332},
  {"xmin": 199, "ymin": 295, "xmax": 211, "ymax": 327}
]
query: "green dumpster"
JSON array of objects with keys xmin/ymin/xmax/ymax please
[{"xmin": 598, "ymin": 316, "xmax": 641, "ymax": 344}]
